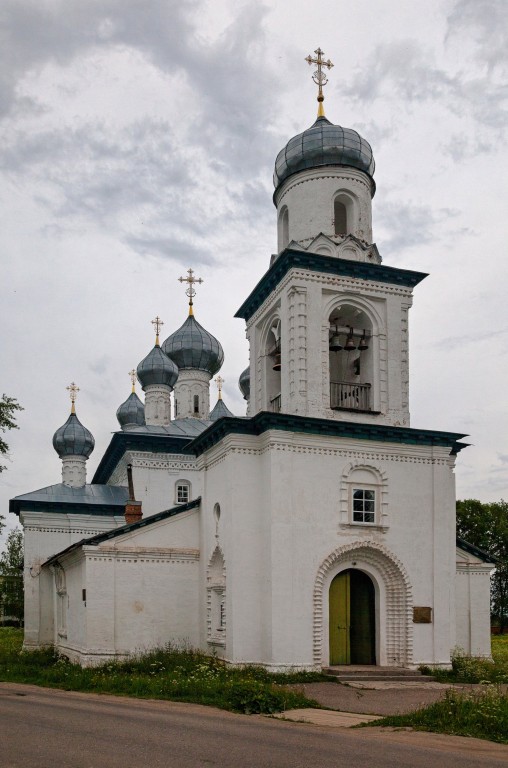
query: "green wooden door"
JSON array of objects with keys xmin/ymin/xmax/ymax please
[
  {"xmin": 329, "ymin": 571, "xmax": 350, "ymax": 664},
  {"xmin": 329, "ymin": 570, "xmax": 375, "ymax": 665}
]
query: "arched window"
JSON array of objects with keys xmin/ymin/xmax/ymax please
[
  {"xmin": 279, "ymin": 207, "xmax": 289, "ymax": 250},
  {"xmin": 175, "ymin": 480, "xmax": 191, "ymax": 504},
  {"xmin": 334, "ymin": 200, "xmax": 347, "ymax": 235},
  {"xmin": 193, "ymin": 395, "xmax": 200, "ymax": 415}
]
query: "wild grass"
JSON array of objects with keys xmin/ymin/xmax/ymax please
[
  {"xmin": 0, "ymin": 628, "xmax": 323, "ymax": 714},
  {"xmin": 372, "ymin": 636, "xmax": 508, "ymax": 744},
  {"xmin": 370, "ymin": 686, "xmax": 508, "ymax": 744},
  {"xmin": 420, "ymin": 635, "xmax": 508, "ymax": 684}
]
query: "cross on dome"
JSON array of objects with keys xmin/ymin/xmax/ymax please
[
  {"xmin": 66, "ymin": 382, "xmax": 80, "ymax": 414},
  {"xmin": 151, "ymin": 315, "xmax": 164, "ymax": 345},
  {"xmin": 215, "ymin": 375, "xmax": 224, "ymax": 400},
  {"xmin": 129, "ymin": 369, "xmax": 137, "ymax": 393},
  {"xmin": 178, "ymin": 268, "xmax": 203, "ymax": 316},
  {"xmin": 305, "ymin": 47, "xmax": 334, "ymax": 117}
]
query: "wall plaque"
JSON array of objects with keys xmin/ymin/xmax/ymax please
[{"xmin": 413, "ymin": 606, "xmax": 432, "ymax": 623}]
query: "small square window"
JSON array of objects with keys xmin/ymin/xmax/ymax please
[{"xmin": 352, "ymin": 488, "xmax": 376, "ymax": 524}]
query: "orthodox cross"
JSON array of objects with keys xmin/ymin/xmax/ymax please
[
  {"xmin": 215, "ymin": 375, "xmax": 224, "ymax": 400},
  {"xmin": 178, "ymin": 268, "xmax": 203, "ymax": 316},
  {"xmin": 151, "ymin": 315, "xmax": 164, "ymax": 345},
  {"xmin": 129, "ymin": 369, "xmax": 137, "ymax": 393},
  {"xmin": 66, "ymin": 382, "xmax": 79, "ymax": 414},
  {"xmin": 305, "ymin": 47, "xmax": 334, "ymax": 117}
]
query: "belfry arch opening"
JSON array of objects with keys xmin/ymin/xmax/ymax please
[
  {"xmin": 264, "ymin": 318, "xmax": 281, "ymax": 412},
  {"xmin": 328, "ymin": 305, "xmax": 373, "ymax": 412}
]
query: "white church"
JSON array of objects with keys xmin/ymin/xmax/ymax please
[{"xmin": 11, "ymin": 50, "xmax": 494, "ymax": 669}]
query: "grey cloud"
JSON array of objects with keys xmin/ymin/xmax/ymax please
[
  {"xmin": 341, "ymin": 37, "xmax": 507, "ymax": 145},
  {"xmin": 376, "ymin": 200, "xmax": 459, "ymax": 253},
  {"xmin": 446, "ymin": 0, "xmax": 508, "ymax": 73},
  {"xmin": 124, "ymin": 234, "xmax": 215, "ymax": 266}
]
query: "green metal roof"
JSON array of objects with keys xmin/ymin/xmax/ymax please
[
  {"xmin": 43, "ymin": 498, "xmax": 201, "ymax": 567},
  {"xmin": 184, "ymin": 411, "xmax": 468, "ymax": 458},
  {"xmin": 235, "ymin": 249, "xmax": 428, "ymax": 322}
]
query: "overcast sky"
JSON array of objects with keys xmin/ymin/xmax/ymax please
[{"xmin": 1, "ymin": 0, "xmax": 507, "ymax": 541}]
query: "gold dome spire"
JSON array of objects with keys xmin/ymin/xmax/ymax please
[
  {"xmin": 66, "ymin": 381, "xmax": 80, "ymax": 414},
  {"xmin": 305, "ymin": 47, "xmax": 334, "ymax": 118},
  {"xmin": 178, "ymin": 267, "xmax": 203, "ymax": 316}
]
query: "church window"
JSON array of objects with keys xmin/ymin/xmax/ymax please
[
  {"xmin": 193, "ymin": 395, "xmax": 200, "ymax": 415},
  {"xmin": 334, "ymin": 200, "xmax": 347, "ymax": 235},
  {"xmin": 281, "ymin": 207, "xmax": 289, "ymax": 249},
  {"xmin": 352, "ymin": 488, "xmax": 376, "ymax": 524},
  {"xmin": 176, "ymin": 480, "xmax": 191, "ymax": 504},
  {"xmin": 174, "ymin": 399, "xmax": 178, "ymax": 417}
]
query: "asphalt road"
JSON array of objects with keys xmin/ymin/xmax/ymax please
[{"xmin": 0, "ymin": 683, "xmax": 506, "ymax": 768}]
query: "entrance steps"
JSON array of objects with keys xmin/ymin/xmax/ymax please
[{"xmin": 323, "ymin": 665, "xmax": 435, "ymax": 682}]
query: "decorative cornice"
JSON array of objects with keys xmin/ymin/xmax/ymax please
[
  {"xmin": 235, "ymin": 249, "xmax": 427, "ymax": 322},
  {"xmin": 92, "ymin": 432, "xmax": 192, "ymax": 484},
  {"xmin": 184, "ymin": 411, "xmax": 468, "ymax": 459}
]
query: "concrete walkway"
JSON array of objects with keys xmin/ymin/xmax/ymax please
[
  {"xmin": 274, "ymin": 708, "xmax": 380, "ymax": 727},
  {"xmin": 291, "ymin": 680, "xmax": 483, "ymax": 716}
]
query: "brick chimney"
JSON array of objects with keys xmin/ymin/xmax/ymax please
[{"xmin": 125, "ymin": 464, "xmax": 142, "ymax": 524}]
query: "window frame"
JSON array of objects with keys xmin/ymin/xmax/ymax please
[
  {"xmin": 351, "ymin": 486, "xmax": 377, "ymax": 525},
  {"xmin": 175, "ymin": 480, "xmax": 191, "ymax": 505}
]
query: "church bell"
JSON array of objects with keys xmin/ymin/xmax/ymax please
[
  {"xmin": 272, "ymin": 352, "xmax": 282, "ymax": 371},
  {"xmin": 358, "ymin": 330, "xmax": 369, "ymax": 351},
  {"xmin": 344, "ymin": 327, "xmax": 356, "ymax": 351},
  {"xmin": 329, "ymin": 326, "xmax": 343, "ymax": 352}
]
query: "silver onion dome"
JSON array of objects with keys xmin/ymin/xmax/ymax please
[
  {"xmin": 137, "ymin": 344, "xmax": 179, "ymax": 390},
  {"xmin": 273, "ymin": 116, "xmax": 375, "ymax": 194},
  {"xmin": 52, "ymin": 412, "xmax": 95, "ymax": 458},
  {"xmin": 162, "ymin": 315, "xmax": 224, "ymax": 376},
  {"xmin": 116, "ymin": 392, "xmax": 146, "ymax": 429},
  {"xmin": 239, "ymin": 366, "xmax": 250, "ymax": 400}
]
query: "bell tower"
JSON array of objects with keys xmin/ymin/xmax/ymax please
[{"xmin": 236, "ymin": 50, "xmax": 426, "ymax": 428}]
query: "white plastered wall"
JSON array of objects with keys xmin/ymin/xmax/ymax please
[
  {"xmin": 50, "ymin": 508, "xmax": 201, "ymax": 665},
  {"xmin": 199, "ymin": 429, "xmax": 459, "ymax": 670},
  {"xmin": 455, "ymin": 548, "xmax": 494, "ymax": 657}
]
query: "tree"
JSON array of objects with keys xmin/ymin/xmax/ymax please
[
  {"xmin": 0, "ymin": 528, "xmax": 24, "ymax": 626},
  {"xmin": 0, "ymin": 394, "xmax": 23, "ymax": 535},
  {"xmin": 456, "ymin": 499, "xmax": 508, "ymax": 633}
]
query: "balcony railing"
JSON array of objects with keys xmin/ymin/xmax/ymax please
[
  {"xmin": 330, "ymin": 381, "xmax": 371, "ymax": 412},
  {"xmin": 270, "ymin": 393, "xmax": 282, "ymax": 413}
]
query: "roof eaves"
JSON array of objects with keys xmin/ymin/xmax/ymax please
[{"xmin": 43, "ymin": 497, "xmax": 202, "ymax": 567}]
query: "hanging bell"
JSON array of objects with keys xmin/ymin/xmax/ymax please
[
  {"xmin": 273, "ymin": 352, "xmax": 281, "ymax": 371},
  {"xmin": 344, "ymin": 327, "xmax": 356, "ymax": 351},
  {"xmin": 329, "ymin": 326, "xmax": 343, "ymax": 352},
  {"xmin": 358, "ymin": 330, "xmax": 369, "ymax": 351}
]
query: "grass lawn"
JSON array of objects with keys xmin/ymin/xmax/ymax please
[
  {"xmin": 368, "ymin": 636, "xmax": 508, "ymax": 744},
  {"xmin": 0, "ymin": 628, "xmax": 322, "ymax": 714}
]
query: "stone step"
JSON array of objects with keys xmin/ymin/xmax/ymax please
[
  {"xmin": 323, "ymin": 666, "xmax": 434, "ymax": 682},
  {"xmin": 330, "ymin": 674, "xmax": 435, "ymax": 682}
]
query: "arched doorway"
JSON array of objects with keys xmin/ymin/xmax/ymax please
[{"xmin": 329, "ymin": 569, "xmax": 375, "ymax": 665}]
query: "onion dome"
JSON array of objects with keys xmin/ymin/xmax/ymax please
[
  {"xmin": 162, "ymin": 315, "xmax": 224, "ymax": 376},
  {"xmin": 273, "ymin": 116, "xmax": 375, "ymax": 195},
  {"xmin": 53, "ymin": 412, "xmax": 95, "ymax": 458},
  {"xmin": 116, "ymin": 392, "xmax": 145, "ymax": 429},
  {"xmin": 137, "ymin": 344, "xmax": 178, "ymax": 390},
  {"xmin": 239, "ymin": 366, "xmax": 250, "ymax": 400},
  {"xmin": 210, "ymin": 398, "xmax": 234, "ymax": 421}
]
